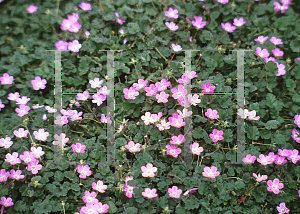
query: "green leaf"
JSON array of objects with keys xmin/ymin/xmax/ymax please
[
  {"xmin": 211, "ymin": 152, "xmax": 225, "ymax": 163},
  {"xmin": 193, "ymin": 127, "xmax": 205, "ymax": 139},
  {"xmin": 202, "ymin": 30, "xmax": 213, "ymax": 41},
  {"xmin": 285, "ymin": 79, "xmax": 295, "ymax": 91},
  {"xmin": 274, "ymin": 134, "xmax": 286, "ymax": 145},
  {"xmin": 265, "ymin": 120, "xmax": 280, "ymax": 130},
  {"xmin": 108, "ymin": 201, "xmax": 118, "ymax": 213},
  {"xmin": 127, "ymin": 23, "xmax": 140, "ymax": 34},
  {"xmin": 265, "ymin": 61, "xmax": 277, "ymax": 76},
  {"xmin": 234, "ymin": 180, "xmax": 245, "ymax": 190},
  {"xmin": 292, "ymin": 93, "xmax": 300, "ymax": 103},
  {"xmin": 185, "ymin": 197, "xmax": 200, "ymax": 210},
  {"xmin": 210, "ymin": 11, "xmax": 220, "ymax": 20},
  {"xmin": 266, "ymin": 93, "xmax": 276, "ymax": 108},
  {"xmin": 14, "ymin": 200, "xmax": 28, "ymax": 212},
  {"xmin": 290, "ymin": 40, "xmax": 300, "ymax": 52},
  {"xmin": 123, "ymin": 207, "xmax": 138, "ymax": 214},
  {"xmin": 205, "ymin": 57, "xmax": 218, "ymax": 69}
]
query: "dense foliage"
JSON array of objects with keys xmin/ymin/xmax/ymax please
[{"xmin": 0, "ymin": 0, "xmax": 300, "ymax": 213}]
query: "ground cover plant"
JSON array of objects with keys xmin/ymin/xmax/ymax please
[{"xmin": 0, "ymin": 0, "xmax": 300, "ymax": 213}]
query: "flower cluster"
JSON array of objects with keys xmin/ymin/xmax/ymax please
[{"xmin": 254, "ymin": 36, "xmax": 286, "ymax": 76}]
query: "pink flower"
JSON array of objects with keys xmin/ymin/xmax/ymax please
[
  {"xmin": 216, "ymin": 0, "xmax": 229, "ymax": 4},
  {"xmin": 92, "ymin": 180, "xmax": 107, "ymax": 193},
  {"xmin": 209, "ymin": 129, "xmax": 224, "ymax": 143},
  {"xmin": 252, "ymin": 173, "xmax": 268, "ymax": 182},
  {"xmin": 82, "ymin": 191, "xmax": 98, "ymax": 204},
  {"xmin": 92, "ymin": 93, "xmax": 106, "ymax": 106},
  {"xmin": 42, "ymin": 114, "xmax": 47, "ymax": 121},
  {"xmin": 89, "ymin": 78, "xmax": 103, "ymax": 88},
  {"xmin": 205, "ymin": 108, "xmax": 219, "ymax": 120},
  {"xmin": 79, "ymin": 2, "xmax": 92, "ymax": 10},
  {"xmin": 77, "ymin": 165, "xmax": 92, "ymax": 179},
  {"xmin": 177, "ymin": 108, "xmax": 192, "ymax": 118},
  {"xmin": 165, "ymin": 22, "xmax": 179, "ymax": 31},
  {"xmin": 141, "ymin": 112, "xmax": 153, "ymax": 125},
  {"xmin": 85, "ymin": 31, "xmax": 90, "ymax": 36},
  {"xmin": 168, "ymin": 186, "xmax": 182, "ymax": 198},
  {"xmin": 188, "ymin": 94, "xmax": 201, "ymax": 106},
  {"xmin": 115, "ymin": 12, "xmax": 125, "ymax": 25},
  {"xmin": 0, "ymin": 197, "xmax": 13, "ymax": 207},
  {"xmin": 291, "ymin": 128, "xmax": 300, "ymax": 143},
  {"xmin": 272, "ymin": 48, "xmax": 284, "ymax": 57},
  {"xmin": 190, "ymin": 142, "xmax": 204, "ymax": 155},
  {"xmin": 45, "ymin": 106, "xmax": 57, "ymax": 113},
  {"xmin": 125, "ymin": 141, "xmax": 141, "ymax": 153},
  {"xmin": 123, "ymin": 87, "xmax": 139, "ymax": 99},
  {"xmin": 101, "ymin": 114, "xmax": 112, "ymax": 124},
  {"xmin": 165, "ymin": 7, "xmax": 178, "ymax": 19},
  {"xmin": 192, "ymin": 16, "xmax": 206, "ymax": 29},
  {"xmin": 30, "ymin": 146, "xmax": 45, "ymax": 159},
  {"xmin": 133, "ymin": 79, "xmax": 148, "ymax": 90},
  {"xmin": 202, "ymin": 166, "xmax": 220, "ymax": 179},
  {"xmin": 31, "ymin": 76, "xmax": 47, "ymax": 90},
  {"xmin": 201, "ymin": 82, "xmax": 216, "ymax": 93},
  {"xmin": 26, "ymin": 159, "xmax": 42, "ymax": 174},
  {"xmin": 10, "ymin": 169, "xmax": 24, "ymax": 180},
  {"xmin": 15, "ymin": 104, "xmax": 30, "ymax": 117},
  {"xmin": 166, "ymin": 144, "xmax": 181, "ymax": 158},
  {"xmin": 123, "ymin": 185, "xmax": 139, "ymax": 198},
  {"xmin": 254, "ymin": 36, "xmax": 268, "ymax": 44},
  {"xmin": 141, "ymin": 163, "xmax": 157, "ymax": 178},
  {"xmin": 26, "ymin": 5, "xmax": 38, "ymax": 13},
  {"xmin": 5, "ymin": 152, "xmax": 21, "ymax": 165},
  {"xmin": 278, "ymin": 149, "xmax": 291, "ymax": 157},
  {"xmin": 275, "ymin": 156, "xmax": 287, "ymax": 165},
  {"xmin": 0, "ymin": 100, "xmax": 4, "ymax": 111},
  {"xmin": 170, "ymin": 134, "xmax": 185, "ymax": 145},
  {"xmin": 247, "ymin": 110, "xmax": 260, "ymax": 120},
  {"xmin": 265, "ymin": 57, "xmax": 277, "ymax": 63},
  {"xmin": 16, "ymin": 96, "xmax": 30, "ymax": 105},
  {"xmin": 171, "ymin": 44, "xmax": 182, "ymax": 52},
  {"xmin": 273, "ymin": 1, "xmax": 289, "ymax": 13},
  {"xmin": 33, "ymin": 128, "xmax": 49, "ymax": 141},
  {"xmin": 257, "ymin": 154, "xmax": 273, "ymax": 166},
  {"xmin": 287, "ymin": 149, "xmax": 300, "ymax": 164},
  {"xmin": 221, "ymin": 22, "xmax": 236, "ymax": 33},
  {"xmin": 270, "ymin": 37, "xmax": 283, "ymax": 45},
  {"xmin": 76, "ymin": 91, "xmax": 90, "ymax": 101},
  {"xmin": 183, "ymin": 188, "xmax": 199, "ymax": 196},
  {"xmin": 171, "ymin": 85, "xmax": 187, "ymax": 100},
  {"xmin": 13, "ymin": 128, "xmax": 29, "ymax": 138},
  {"xmin": 97, "ymin": 85, "xmax": 110, "ymax": 96},
  {"xmin": 267, "ymin": 178, "xmax": 284, "ymax": 194},
  {"xmin": 55, "ymin": 40, "xmax": 68, "ymax": 50},
  {"xmin": 19, "ymin": 151, "xmax": 35, "ymax": 164},
  {"xmin": 54, "ymin": 115, "xmax": 68, "ymax": 126},
  {"xmin": 71, "ymin": 143, "xmax": 86, "ymax": 153},
  {"xmin": 276, "ymin": 202, "xmax": 290, "ymax": 214},
  {"xmin": 267, "ymin": 152, "xmax": 277, "ymax": 164},
  {"xmin": 145, "ymin": 84, "xmax": 158, "ymax": 96},
  {"xmin": 0, "ymin": 169, "xmax": 10, "ymax": 182},
  {"xmin": 0, "ymin": 137, "xmax": 13, "ymax": 149},
  {"xmin": 242, "ymin": 154, "xmax": 256, "ymax": 164},
  {"xmin": 168, "ymin": 113, "xmax": 185, "ymax": 128},
  {"xmin": 156, "ymin": 91, "xmax": 169, "ymax": 103},
  {"xmin": 233, "ymin": 18, "xmax": 246, "ymax": 27},
  {"xmin": 68, "ymin": 40, "xmax": 82, "ymax": 52},
  {"xmin": 294, "ymin": 115, "xmax": 300, "ymax": 128},
  {"xmin": 142, "ymin": 188, "xmax": 158, "ymax": 199},
  {"xmin": 156, "ymin": 119, "xmax": 171, "ymax": 131},
  {"xmin": 0, "ymin": 73, "xmax": 13, "ymax": 85},
  {"xmin": 7, "ymin": 92, "xmax": 20, "ymax": 101},
  {"xmin": 256, "ymin": 47, "xmax": 269, "ymax": 59},
  {"xmin": 276, "ymin": 62, "xmax": 286, "ymax": 76}
]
